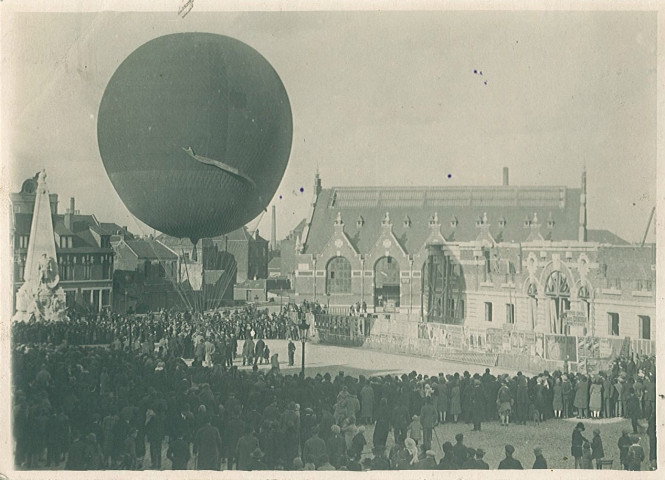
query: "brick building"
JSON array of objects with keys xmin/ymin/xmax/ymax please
[
  {"xmin": 112, "ymin": 237, "xmax": 180, "ymax": 313},
  {"xmin": 293, "ymin": 169, "xmax": 656, "ymax": 351}
]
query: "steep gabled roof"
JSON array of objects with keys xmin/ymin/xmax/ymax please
[
  {"xmin": 304, "ymin": 185, "xmax": 582, "ymax": 254},
  {"xmin": 125, "ymin": 239, "xmax": 178, "ymax": 260}
]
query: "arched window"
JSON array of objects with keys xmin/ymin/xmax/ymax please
[
  {"xmin": 326, "ymin": 256, "xmax": 352, "ymax": 294},
  {"xmin": 545, "ymin": 271, "xmax": 570, "ymax": 297}
]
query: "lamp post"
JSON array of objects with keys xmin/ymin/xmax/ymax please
[{"xmin": 298, "ymin": 316, "xmax": 310, "ymax": 377}]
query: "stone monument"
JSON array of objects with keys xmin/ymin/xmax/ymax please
[{"xmin": 13, "ymin": 170, "xmax": 68, "ymax": 322}]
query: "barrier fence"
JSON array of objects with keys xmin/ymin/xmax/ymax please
[{"xmin": 313, "ymin": 314, "xmax": 655, "ymax": 372}]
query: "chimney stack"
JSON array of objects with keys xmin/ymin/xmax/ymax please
[
  {"xmin": 64, "ymin": 197, "xmax": 75, "ymax": 230},
  {"xmin": 502, "ymin": 167, "xmax": 509, "ymax": 186},
  {"xmin": 271, "ymin": 205, "xmax": 277, "ymax": 251}
]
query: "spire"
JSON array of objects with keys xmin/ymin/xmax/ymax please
[
  {"xmin": 579, "ymin": 167, "xmax": 587, "ymax": 242},
  {"xmin": 526, "ymin": 212, "xmax": 544, "ymax": 242},
  {"xmin": 475, "ymin": 212, "xmax": 495, "ymax": 246},
  {"xmin": 426, "ymin": 212, "xmax": 446, "ymax": 245}
]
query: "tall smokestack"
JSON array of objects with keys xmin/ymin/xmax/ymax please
[
  {"xmin": 270, "ymin": 205, "xmax": 277, "ymax": 251},
  {"xmin": 70, "ymin": 197, "xmax": 75, "ymax": 213},
  {"xmin": 502, "ymin": 167, "xmax": 509, "ymax": 186}
]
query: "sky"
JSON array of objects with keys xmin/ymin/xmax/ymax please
[{"xmin": 1, "ymin": 9, "xmax": 658, "ymax": 243}]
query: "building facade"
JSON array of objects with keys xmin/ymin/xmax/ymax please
[
  {"xmin": 11, "ymin": 178, "xmax": 115, "ymax": 314},
  {"xmin": 293, "ymin": 170, "xmax": 656, "ymax": 348},
  {"xmin": 112, "ymin": 238, "xmax": 180, "ymax": 313}
]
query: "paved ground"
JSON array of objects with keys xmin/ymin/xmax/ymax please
[{"xmin": 238, "ymin": 339, "xmax": 519, "ymax": 378}]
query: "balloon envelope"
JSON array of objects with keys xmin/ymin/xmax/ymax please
[{"xmin": 97, "ymin": 33, "xmax": 292, "ymax": 241}]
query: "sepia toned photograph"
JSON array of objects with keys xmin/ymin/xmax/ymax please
[{"xmin": 0, "ymin": 2, "xmax": 661, "ymax": 478}]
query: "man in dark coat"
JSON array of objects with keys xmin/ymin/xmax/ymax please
[
  {"xmin": 618, "ymin": 429, "xmax": 632, "ymax": 470},
  {"xmin": 437, "ymin": 441, "xmax": 458, "ymax": 470},
  {"xmin": 420, "ymin": 397, "xmax": 438, "ymax": 451},
  {"xmin": 470, "ymin": 380, "xmax": 485, "ymax": 431},
  {"xmin": 287, "ymin": 340, "xmax": 296, "ymax": 366},
  {"xmin": 391, "ymin": 401, "xmax": 410, "ymax": 446},
  {"xmin": 452, "ymin": 433, "xmax": 467, "ymax": 466},
  {"xmin": 326, "ymin": 425, "xmax": 347, "ymax": 469},
  {"xmin": 254, "ymin": 338, "xmax": 265, "ymax": 365},
  {"xmin": 193, "ymin": 417, "xmax": 223, "ymax": 470},
  {"xmin": 145, "ymin": 409, "xmax": 165, "ymax": 469},
  {"xmin": 498, "ymin": 444, "xmax": 523, "ymax": 469},
  {"xmin": 625, "ymin": 387, "xmax": 643, "ymax": 434},
  {"xmin": 167, "ymin": 433, "xmax": 191, "ymax": 469},
  {"xmin": 303, "ymin": 425, "xmax": 327, "ymax": 468},
  {"xmin": 236, "ymin": 425, "xmax": 259, "ymax": 470},
  {"xmin": 532, "ymin": 447, "xmax": 547, "ymax": 469}
]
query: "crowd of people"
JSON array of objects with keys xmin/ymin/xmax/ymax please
[
  {"xmin": 11, "ymin": 302, "xmax": 657, "ymax": 471},
  {"xmin": 11, "ymin": 302, "xmax": 323, "ymax": 353}
]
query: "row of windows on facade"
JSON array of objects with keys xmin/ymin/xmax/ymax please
[
  {"xmin": 324, "ymin": 255, "xmax": 463, "ymax": 294},
  {"xmin": 481, "ymin": 301, "xmax": 651, "ymax": 340},
  {"xmin": 17, "ymin": 235, "xmax": 111, "ymax": 250}
]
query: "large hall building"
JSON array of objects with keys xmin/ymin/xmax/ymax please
[{"xmin": 293, "ymin": 169, "xmax": 656, "ymax": 355}]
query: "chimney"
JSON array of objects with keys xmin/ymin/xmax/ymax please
[
  {"xmin": 502, "ymin": 167, "xmax": 509, "ymax": 186},
  {"xmin": 64, "ymin": 197, "xmax": 75, "ymax": 230},
  {"xmin": 578, "ymin": 167, "xmax": 587, "ymax": 242},
  {"xmin": 270, "ymin": 205, "xmax": 277, "ymax": 251},
  {"xmin": 314, "ymin": 171, "xmax": 322, "ymax": 197}
]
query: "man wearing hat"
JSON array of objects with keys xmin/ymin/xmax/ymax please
[
  {"xmin": 571, "ymin": 422, "xmax": 587, "ymax": 469},
  {"xmin": 475, "ymin": 448, "xmax": 489, "ymax": 469},
  {"xmin": 532, "ymin": 447, "xmax": 547, "ymax": 469},
  {"xmin": 618, "ymin": 429, "xmax": 632, "ymax": 470},
  {"xmin": 469, "ymin": 379, "xmax": 485, "ymax": 431},
  {"xmin": 498, "ymin": 444, "xmax": 523, "ymax": 469}
]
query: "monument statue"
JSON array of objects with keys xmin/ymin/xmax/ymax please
[{"xmin": 13, "ymin": 170, "xmax": 68, "ymax": 322}]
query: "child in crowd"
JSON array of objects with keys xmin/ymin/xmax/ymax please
[{"xmin": 408, "ymin": 415, "xmax": 422, "ymax": 446}]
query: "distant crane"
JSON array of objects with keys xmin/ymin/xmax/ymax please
[{"xmin": 640, "ymin": 206, "xmax": 655, "ymax": 247}]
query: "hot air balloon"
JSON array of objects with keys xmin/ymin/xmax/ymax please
[{"xmin": 97, "ymin": 32, "xmax": 293, "ymax": 246}]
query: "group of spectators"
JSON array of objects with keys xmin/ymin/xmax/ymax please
[{"xmin": 11, "ymin": 302, "xmax": 657, "ymax": 471}]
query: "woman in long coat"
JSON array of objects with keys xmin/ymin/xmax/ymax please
[
  {"xmin": 588, "ymin": 378, "xmax": 603, "ymax": 419},
  {"xmin": 360, "ymin": 383, "xmax": 374, "ymax": 424},
  {"xmin": 573, "ymin": 375, "xmax": 589, "ymax": 418},
  {"xmin": 552, "ymin": 377, "xmax": 564, "ymax": 418},
  {"xmin": 373, "ymin": 398, "xmax": 391, "ymax": 448},
  {"xmin": 436, "ymin": 380, "xmax": 449, "ymax": 423},
  {"xmin": 448, "ymin": 380, "xmax": 462, "ymax": 423}
]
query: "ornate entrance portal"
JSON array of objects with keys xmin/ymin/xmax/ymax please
[
  {"xmin": 545, "ymin": 270, "xmax": 570, "ymax": 334},
  {"xmin": 422, "ymin": 244, "xmax": 464, "ymax": 323}
]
